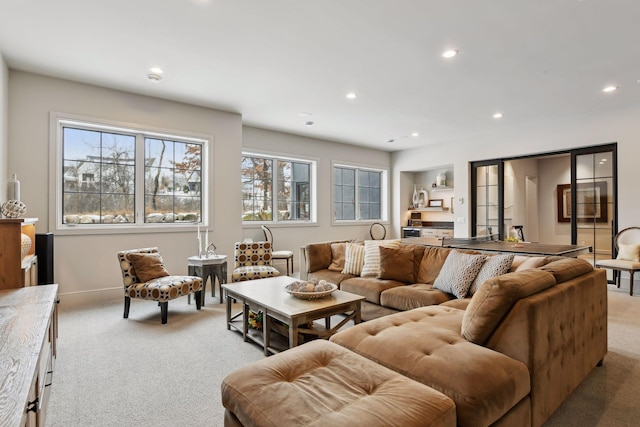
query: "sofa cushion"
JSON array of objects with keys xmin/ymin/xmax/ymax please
[
  {"xmin": 433, "ymin": 250, "xmax": 487, "ymax": 298},
  {"xmin": 469, "ymin": 253, "xmax": 515, "ymax": 296},
  {"xmin": 340, "ymin": 276, "xmax": 404, "ymax": 304},
  {"xmin": 308, "ymin": 269, "xmax": 355, "ymax": 286},
  {"xmin": 221, "ymin": 340, "xmax": 457, "ymax": 427},
  {"xmin": 361, "ymin": 239, "xmax": 401, "ymax": 277},
  {"xmin": 462, "ymin": 269, "xmax": 556, "ymax": 344},
  {"xmin": 342, "ymin": 242, "xmax": 365, "ymax": 275},
  {"xmin": 328, "ymin": 242, "xmax": 346, "ymax": 272},
  {"xmin": 330, "ymin": 306, "xmax": 531, "ymax": 427},
  {"xmin": 439, "ymin": 298, "xmax": 471, "ymax": 310},
  {"xmin": 306, "ymin": 241, "xmax": 333, "ymax": 273},
  {"xmin": 126, "ymin": 252, "xmax": 170, "ymax": 282},
  {"xmin": 509, "ymin": 255, "xmax": 549, "ymax": 272},
  {"xmin": 416, "ymin": 247, "xmax": 452, "ymax": 284},
  {"xmin": 380, "ymin": 283, "xmax": 454, "ymax": 311},
  {"xmin": 378, "ymin": 245, "xmax": 415, "ymax": 283},
  {"xmin": 539, "ymin": 257, "xmax": 594, "ymax": 283}
]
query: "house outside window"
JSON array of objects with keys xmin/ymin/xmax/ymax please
[
  {"xmin": 241, "ymin": 153, "xmax": 315, "ymax": 223},
  {"xmin": 54, "ymin": 116, "xmax": 207, "ymax": 231},
  {"xmin": 333, "ymin": 163, "xmax": 387, "ymax": 222}
]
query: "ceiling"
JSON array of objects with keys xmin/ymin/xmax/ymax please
[{"xmin": 1, "ymin": 0, "xmax": 638, "ymax": 152}]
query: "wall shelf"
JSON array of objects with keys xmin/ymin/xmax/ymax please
[
  {"xmin": 430, "ymin": 186, "xmax": 454, "ymax": 192},
  {"xmin": 410, "ymin": 207, "xmax": 450, "ymax": 212}
]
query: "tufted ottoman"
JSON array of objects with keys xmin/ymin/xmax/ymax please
[{"xmin": 221, "ymin": 340, "xmax": 456, "ymax": 427}]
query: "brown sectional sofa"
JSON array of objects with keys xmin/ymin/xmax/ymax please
[
  {"xmin": 223, "ymin": 240, "xmax": 608, "ymax": 427},
  {"xmin": 303, "ymin": 240, "xmax": 557, "ymax": 320}
]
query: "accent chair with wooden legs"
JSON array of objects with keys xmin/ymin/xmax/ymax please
[
  {"xmin": 117, "ymin": 247, "xmax": 203, "ymax": 324},
  {"xmin": 596, "ymin": 226, "xmax": 640, "ymax": 296}
]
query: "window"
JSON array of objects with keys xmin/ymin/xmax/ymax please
[
  {"xmin": 241, "ymin": 153, "xmax": 315, "ymax": 222},
  {"xmin": 54, "ymin": 117, "xmax": 206, "ymax": 230},
  {"xmin": 333, "ymin": 164, "xmax": 387, "ymax": 222}
]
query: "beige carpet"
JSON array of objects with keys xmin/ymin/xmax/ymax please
[{"xmin": 47, "ymin": 285, "xmax": 640, "ymax": 427}]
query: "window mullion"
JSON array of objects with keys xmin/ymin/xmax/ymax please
[
  {"xmin": 135, "ymin": 134, "xmax": 145, "ymax": 224},
  {"xmin": 272, "ymin": 159, "xmax": 278, "ymax": 223},
  {"xmin": 354, "ymin": 169, "xmax": 360, "ymax": 221}
]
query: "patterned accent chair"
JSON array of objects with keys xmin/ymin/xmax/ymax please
[
  {"xmin": 117, "ymin": 247, "xmax": 203, "ymax": 324},
  {"xmin": 231, "ymin": 241, "xmax": 280, "ymax": 282}
]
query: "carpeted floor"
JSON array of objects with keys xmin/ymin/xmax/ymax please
[{"xmin": 47, "ymin": 285, "xmax": 640, "ymax": 427}]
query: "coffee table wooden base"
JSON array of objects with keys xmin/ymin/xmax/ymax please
[{"xmin": 223, "ymin": 276, "xmax": 364, "ymax": 356}]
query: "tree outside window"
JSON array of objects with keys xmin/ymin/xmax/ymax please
[
  {"xmin": 144, "ymin": 138, "xmax": 202, "ymax": 223},
  {"xmin": 61, "ymin": 124, "xmax": 203, "ymax": 225},
  {"xmin": 242, "ymin": 154, "xmax": 312, "ymax": 222}
]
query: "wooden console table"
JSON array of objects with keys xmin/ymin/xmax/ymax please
[{"xmin": 0, "ymin": 284, "xmax": 58, "ymax": 427}]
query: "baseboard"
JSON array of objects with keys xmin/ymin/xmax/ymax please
[{"xmin": 57, "ymin": 287, "xmax": 122, "ymax": 309}]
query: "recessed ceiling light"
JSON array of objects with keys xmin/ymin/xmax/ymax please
[
  {"xmin": 149, "ymin": 67, "xmax": 164, "ymax": 74},
  {"xmin": 602, "ymin": 85, "xmax": 618, "ymax": 93},
  {"xmin": 493, "ymin": 112, "xmax": 504, "ymax": 119},
  {"xmin": 411, "ymin": 132, "xmax": 419, "ymax": 137},
  {"xmin": 387, "ymin": 139, "xmax": 395, "ymax": 143},
  {"xmin": 346, "ymin": 92, "xmax": 357, "ymax": 99},
  {"xmin": 305, "ymin": 121, "xmax": 314, "ymax": 126},
  {"xmin": 146, "ymin": 73, "xmax": 162, "ymax": 83},
  {"xmin": 442, "ymin": 49, "xmax": 458, "ymax": 58}
]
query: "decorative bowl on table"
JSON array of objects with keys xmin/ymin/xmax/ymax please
[{"xmin": 285, "ymin": 280, "xmax": 337, "ymax": 300}]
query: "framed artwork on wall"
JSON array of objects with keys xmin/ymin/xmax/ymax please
[
  {"xmin": 556, "ymin": 182, "xmax": 608, "ymax": 223},
  {"xmin": 428, "ymin": 199, "xmax": 443, "ymax": 207}
]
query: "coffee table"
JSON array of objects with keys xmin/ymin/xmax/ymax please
[{"xmin": 222, "ymin": 276, "xmax": 364, "ymax": 355}]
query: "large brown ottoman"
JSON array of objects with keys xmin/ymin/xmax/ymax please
[{"xmin": 221, "ymin": 340, "xmax": 456, "ymax": 427}]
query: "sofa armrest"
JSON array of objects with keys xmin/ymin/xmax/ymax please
[{"xmin": 485, "ymin": 268, "xmax": 607, "ymax": 426}]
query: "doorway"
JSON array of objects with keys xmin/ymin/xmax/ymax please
[
  {"xmin": 572, "ymin": 145, "xmax": 617, "ymax": 265},
  {"xmin": 471, "ymin": 143, "xmax": 617, "ymax": 264}
]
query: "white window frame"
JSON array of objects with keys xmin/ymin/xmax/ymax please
[
  {"xmin": 241, "ymin": 151, "xmax": 317, "ymax": 225},
  {"xmin": 49, "ymin": 112, "xmax": 210, "ymax": 235},
  {"xmin": 332, "ymin": 161, "xmax": 389, "ymax": 225}
]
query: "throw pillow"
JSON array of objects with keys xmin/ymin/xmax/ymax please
[
  {"xmin": 433, "ymin": 250, "xmax": 487, "ymax": 298},
  {"xmin": 617, "ymin": 243, "xmax": 640, "ymax": 262},
  {"xmin": 127, "ymin": 252, "xmax": 170, "ymax": 282},
  {"xmin": 468, "ymin": 253, "xmax": 515, "ymax": 296},
  {"xmin": 416, "ymin": 247, "xmax": 452, "ymax": 284},
  {"xmin": 342, "ymin": 242, "xmax": 366, "ymax": 275},
  {"xmin": 378, "ymin": 245, "xmax": 415, "ymax": 283},
  {"xmin": 462, "ymin": 269, "xmax": 556, "ymax": 344},
  {"xmin": 328, "ymin": 243, "xmax": 347, "ymax": 272},
  {"xmin": 361, "ymin": 239, "xmax": 401, "ymax": 277},
  {"xmin": 512, "ymin": 256, "xmax": 549, "ymax": 272}
]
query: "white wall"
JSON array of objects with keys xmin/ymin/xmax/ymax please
[
  {"xmin": 7, "ymin": 72, "xmax": 392, "ymax": 304},
  {"xmin": 391, "ymin": 106, "xmax": 640, "ymax": 239},
  {"xmin": 505, "ymin": 157, "xmax": 542, "ymax": 242},
  {"xmin": 8, "ymin": 71, "xmax": 243, "ymax": 303},
  {"xmin": 536, "ymin": 156, "xmax": 571, "ymax": 244},
  {"xmin": 241, "ymin": 126, "xmax": 392, "ymax": 248},
  {"xmin": 0, "ymin": 54, "xmax": 7, "ymax": 201}
]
